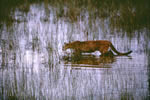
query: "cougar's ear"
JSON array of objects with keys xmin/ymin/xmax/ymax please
[{"xmin": 64, "ymin": 42, "xmax": 67, "ymax": 45}]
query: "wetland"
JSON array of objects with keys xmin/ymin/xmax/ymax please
[{"xmin": 0, "ymin": 0, "xmax": 150, "ymax": 100}]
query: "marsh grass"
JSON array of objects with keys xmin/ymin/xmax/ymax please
[{"xmin": 1, "ymin": 0, "xmax": 150, "ymax": 32}]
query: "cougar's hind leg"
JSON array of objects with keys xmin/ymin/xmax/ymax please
[
  {"xmin": 101, "ymin": 50, "xmax": 114, "ymax": 57},
  {"xmin": 100, "ymin": 45, "xmax": 115, "ymax": 57},
  {"xmin": 99, "ymin": 45, "xmax": 110, "ymax": 56}
]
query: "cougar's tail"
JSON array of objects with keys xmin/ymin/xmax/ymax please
[{"xmin": 110, "ymin": 43, "xmax": 132, "ymax": 55}]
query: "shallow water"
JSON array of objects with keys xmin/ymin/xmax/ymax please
[{"xmin": 0, "ymin": 1, "xmax": 150, "ymax": 100}]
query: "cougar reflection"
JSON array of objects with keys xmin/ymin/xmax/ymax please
[{"xmin": 63, "ymin": 54, "xmax": 116, "ymax": 68}]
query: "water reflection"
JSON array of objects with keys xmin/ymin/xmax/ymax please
[
  {"xmin": 63, "ymin": 54, "xmax": 116, "ymax": 68},
  {"xmin": 0, "ymin": 1, "xmax": 149, "ymax": 100}
]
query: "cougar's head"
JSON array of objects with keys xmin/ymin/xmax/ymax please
[{"xmin": 62, "ymin": 43, "xmax": 71, "ymax": 51}]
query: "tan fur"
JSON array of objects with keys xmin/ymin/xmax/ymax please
[{"xmin": 63, "ymin": 40, "xmax": 132, "ymax": 56}]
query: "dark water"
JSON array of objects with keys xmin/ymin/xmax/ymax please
[{"xmin": 0, "ymin": 0, "xmax": 150, "ymax": 100}]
